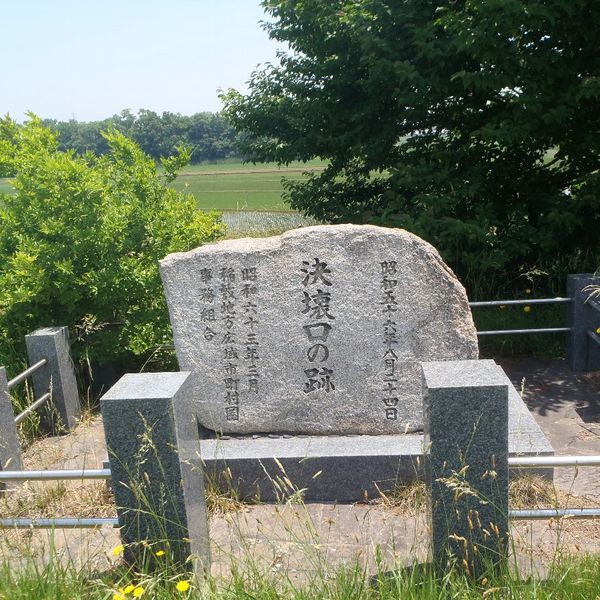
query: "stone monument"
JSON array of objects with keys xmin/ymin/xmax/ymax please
[
  {"xmin": 158, "ymin": 224, "xmax": 552, "ymax": 501},
  {"xmin": 160, "ymin": 224, "xmax": 478, "ymax": 435}
]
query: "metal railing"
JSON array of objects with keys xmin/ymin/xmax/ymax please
[
  {"xmin": 0, "ymin": 469, "xmax": 111, "ymax": 481},
  {"xmin": 7, "ymin": 359, "xmax": 47, "ymax": 390},
  {"xmin": 0, "ymin": 518, "xmax": 118, "ymax": 528},
  {"xmin": 469, "ymin": 298, "xmax": 572, "ymax": 308},
  {"xmin": 1, "ymin": 455, "xmax": 600, "ymax": 528},
  {"xmin": 6, "ymin": 358, "xmax": 52, "ymax": 424},
  {"xmin": 0, "ymin": 468, "xmax": 115, "ymax": 529},
  {"xmin": 508, "ymin": 455, "xmax": 600, "ymax": 520},
  {"xmin": 14, "ymin": 393, "xmax": 51, "ymax": 425},
  {"xmin": 509, "ymin": 455, "xmax": 600, "ymax": 468},
  {"xmin": 469, "ymin": 297, "xmax": 572, "ymax": 337}
]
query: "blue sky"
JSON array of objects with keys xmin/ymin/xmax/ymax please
[{"xmin": 1, "ymin": 0, "xmax": 281, "ymax": 121}]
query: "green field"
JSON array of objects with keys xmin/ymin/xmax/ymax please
[
  {"xmin": 0, "ymin": 159, "xmax": 327, "ymax": 212},
  {"xmin": 170, "ymin": 159, "xmax": 326, "ymax": 211}
]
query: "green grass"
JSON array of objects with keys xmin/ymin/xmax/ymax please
[
  {"xmin": 176, "ymin": 158, "xmax": 327, "ymax": 174},
  {"xmin": 2, "ymin": 537, "xmax": 600, "ymax": 599},
  {"xmin": 169, "ymin": 159, "xmax": 326, "ymax": 211}
]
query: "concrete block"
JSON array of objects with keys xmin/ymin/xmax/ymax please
[
  {"xmin": 422, "ymin": 359, "xmax": 509, "ymax": 575},
  {"xmin": 201, "ymin": 431, "xmax": 425, "ymax": 502},
  {"xmin": 101, "ymin": 372, "xmax": 210, "ymax": 574},
  {"xmin": 25, "ymin": 327, "xmax": 80, "ymax": 433},
  {"xmin": 0, "ymin": 367, "xmax": 23, "ymax": 479},
  {"xmin": 567, "ymin": 274, "xmax": 600, "ymax": 371}
]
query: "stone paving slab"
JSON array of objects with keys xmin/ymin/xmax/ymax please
[{"xmin": 500, "ymin": 358, "xmax": 600, "ymax": 497}]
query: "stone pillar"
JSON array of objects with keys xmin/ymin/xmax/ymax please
[
  {"xmin": 422, "ymin": 359, "xmax": 509, "ymax": 576},
  {"xmin": 0, "ymin": 367, "xmax": 23, "ymax": 479},
  {"xmin": 25, "ymin": 327, "xmax": 80, "ymax": 433},
  {"xmin": 101, "ymin": 372, "xmax": 210, "ymax": 574},
  {"xmin": 567, "ymin": 274, "xmax": 600, "ymax": 372}
]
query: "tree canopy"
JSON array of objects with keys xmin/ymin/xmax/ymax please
[
  {"xmin": 222, "ymin": 0, "xmax": 600, "ymax": 292},
  {"xmin": 42, "ymin": 109, "xmax": 240, "ymax": 164}
]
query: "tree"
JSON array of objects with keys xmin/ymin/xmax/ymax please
[
  {"xmin": 43, "ymin": 110, "xmax": 241, "ymax": 164},
  {"xmin": 0, "ymin": 115, "xmax": 224, "ymax": 373},
  {"xmin": 221, "ymin": 0, "xmax": 600, "ymax": 293}
]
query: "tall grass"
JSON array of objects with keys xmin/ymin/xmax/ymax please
[
  {"xmin": 2, "ymin": 531, "xmax": 600, "ymax": 599},
  {"xmin": 2, "ymin": 419, "xmax": 600, "ymax": 598}
]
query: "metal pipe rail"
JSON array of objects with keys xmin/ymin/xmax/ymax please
[
  {"xmin": 14, "ymin": 392, "xmax": 51, "ymax": 425},
  {"xmin": 478, "ymin": 327, "xmax": 571, "ymax": 337},
  {"xmin": 469, "ymin": 298, "xmax": 571, "ymax": 308},
  {"xmin": 1, "ymin": 457, "xmax": 599, "ymax": 527},
  {"xmin": 7, "ymin": 359, "xmax": 47, "ymax": 390},
  {"xmin": 0, "ymin": 517, "xmax": 118, "ymax": 529},
  {"xmin": 470, "ymin": 297, "xmax": 571, "ymax": 336},
  {"xmin": 510, "ymin": 509, "xmax": 600, "ymax": 520},
  {"xmin": 0, "ymin": 468, "xmax": 111, "ymax": 481},
  {"xmin": 509, "ymin": 455, "xmax": 600, "ymax": 468},
  {"xmin": 509, "ymin": 456, "xmax": 600, "ymax": 520}
]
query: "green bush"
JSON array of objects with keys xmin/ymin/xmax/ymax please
[{"xmin": 0, "ymin": 115, "xmax": 224, "ymax": 375}]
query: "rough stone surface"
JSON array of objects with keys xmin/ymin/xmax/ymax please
[
  {"xmin": 423, "ymin": 359, "xmax": 509, "ymax": 573},
  {"xmin": 101, "ymin": 372, "xmax": 210, "ymax": 573},
  {"xmin": 25, "ymin": 327, "xmax": 80, "ymax": 433},
  {"xmin": 160, "ymin": 224, "xmax": 478, "ymax": 435},
  {"xmin": 0, "ymin": 367, "xmax": 23, "ymax": 473}
]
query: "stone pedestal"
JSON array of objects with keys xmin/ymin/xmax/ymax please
[
  {"xmin": 567, "ymin": 274, "xmax": 600, "ymax": 372},
  {"xmin": 0, "ymin": 367, "xmax": 23, "ymax": 479},
  {"xmin": 101, "ymin": 372, "xmax": 210, "ymax": 574},
  {"xmin": 422, "ymin": 359, "xmax": 509, "ymax": 575},
  {"xmin": 25, "ymin": 327, "xmax": 80, "ymax": 433}
]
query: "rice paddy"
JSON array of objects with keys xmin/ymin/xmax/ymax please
[
  {"xmin": 169, "ymin": 159, "xmax": 326, "ymax": 212},
  {"xmin": 1, "ymin": 159, "xmax": 326, "ymax": 234}
]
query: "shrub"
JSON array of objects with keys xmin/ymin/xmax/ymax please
[{"xmin": 0, "ymin": 114, "xmax": 224, "ymax": 374}]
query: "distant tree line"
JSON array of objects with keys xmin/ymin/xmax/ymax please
[{"xmin": 42, "ymin": 109, "xmax": 241, "ymax": 163}]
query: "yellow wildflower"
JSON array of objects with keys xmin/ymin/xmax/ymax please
[
  {"xmin": 123, "ymin": 585, "xmax": 135, "ymax": 594},
  {"xmin": 112, "ymin": 544, "xmax": 124, "ymax": 557},
  {"xmin": 523, "ymin": 306, "xmax": 531, "ymax": 313},
  {"xmin": 596, "ymin": 327, "xmax": 600, "ymax": 334},
  {"xmin": 176, "ymin": 580, "xmax": 191, "ymax": 592},
  {"xmin": 156, "ymin": 549, "xmax": 166, "ymax": 557},
  {"xmin": 113, "ymin": 594, "xmax": 126, "ymax": 600},
  {"xmin": 133, "ymin": 587, "xmax": 145, "ymax": 597}
]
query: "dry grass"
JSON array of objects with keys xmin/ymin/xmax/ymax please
[
  {"xmin": 372, "ymin": 480, "xmax": 428, "ymax": 517},
  {"xmin": 509, "ymin": 475, "xmax": 557, "ymax": 509},
  {"xmin": 0, "ymin": 480, "xmax": 114, "ymax": 521},
  {"xmin": 203, "ymin": 466, "xmax": 246, "ymax": 516}
]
